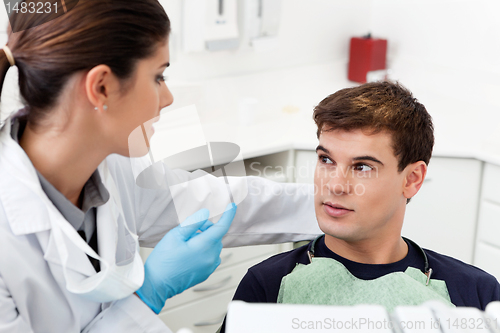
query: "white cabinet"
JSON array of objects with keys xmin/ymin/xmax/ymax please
[
  {"xmin": 476, "ymin": 201, "xmax": 500, "ymax": 250},
  {"xmin": 474, "ymin": 242, "xmax": 500, "ymax": 281},
  {"xmin": 481, "ymin": 163, "xmax": 500, "ymax": 204},
  {"xmin": 474, "ymin": 163, "xmax": 500, "ymax": 281},
  {"xmin": 293, "ymin": 150, "xmax": 483, "ymax": 264},
  {"xmin": 159, "ymin": 288, "xmax": 235, "ymax": 333},
  {"xmin": 294, "ymin": 150, "xmax": 318, "ymax": 184},
  {"xmin": 403, "ymin": 158, "xmax": 482, "ymax": 264}
]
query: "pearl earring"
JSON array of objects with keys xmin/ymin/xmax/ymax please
[{"xmin": 103, "ymin": 105, "xmax": 108, "ymax": 111}]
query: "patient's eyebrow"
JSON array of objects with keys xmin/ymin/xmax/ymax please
[
  {"xmin": 316, "ymin": 146, "xmax": 384, "ymax": 166},
  {"xmin": 352, "ymin": 156, "xmax": 384, "ymax": 166},
  {"xmin": 316, "ymin": 145, "xmax": 330, "ymax": 154}
]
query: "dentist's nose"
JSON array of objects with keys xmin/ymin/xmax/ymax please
[{"xmin": 161, "ymin": 82, "xmax": 174, "ymax": 109}]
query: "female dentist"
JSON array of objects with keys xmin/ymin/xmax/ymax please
[{"xmin": 0, "ymin": 1, "xmax": 319, "ymax": 332}]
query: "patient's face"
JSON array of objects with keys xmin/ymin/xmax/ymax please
[{"xmin": 314, "ymin": 128, "xmax": 407, "ymax": 243}]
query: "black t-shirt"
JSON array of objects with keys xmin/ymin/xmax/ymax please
[{"xmin": 220, "ymin": 235, "xmax": 500, "ymax": 333}]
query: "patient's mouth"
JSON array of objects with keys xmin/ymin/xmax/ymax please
[{"xmin": 323, "ymin": 202, "xmax": 353, "ymax": 217}]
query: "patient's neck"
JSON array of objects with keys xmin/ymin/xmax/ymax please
[{"xmin": 323, "ymin": 235, "xmax": 408, "ymax": 265}]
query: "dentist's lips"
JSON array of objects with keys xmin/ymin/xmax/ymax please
[{"xmin": 323, "ymin": 202, "xmax": 353, "ymax": 217}]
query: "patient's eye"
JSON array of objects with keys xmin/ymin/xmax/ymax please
[
  {"xmin": 318, "ymin": 155, "xmax": 334, "ymax": 165},
  {"xmin": 353, "ymin": 163, "xmax": 373, "ymax": 172}
]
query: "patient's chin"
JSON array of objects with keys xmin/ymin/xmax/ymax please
[{"xmin": 317, "ymin": 217, "xmax": 362, "ymax": 243}]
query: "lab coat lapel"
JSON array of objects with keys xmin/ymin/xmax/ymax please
[
  {"xmin": 96, "ymin": 200, "xmax": 118, "ymax": 266},
  {"xmin": 39, "ymin": 222, "xmax": 97, "ymax": 278},
  {"xmin": 0, "ymin": 120, "xmax": 51, "ymax": 235},
  {"xmin": 0, "ymin": 120, "xmax": 96, "ymax": 278},
  {"xmin": 96, "ymin": 162, "xmax": 128, "ymax": 266}
]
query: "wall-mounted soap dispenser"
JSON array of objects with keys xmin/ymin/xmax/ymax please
[
  {"xmin": 182, "ymin": 0, "xmax": 240, "ymax": 52},
  {"xmin": 205, "ymin": 0, "xmax": 240, "ymax": 51},
  {"xmin": 238, "ymin": 0, "xmax": 283, "ymax": 49},
  {"xmin": 181, "ymin": 0, "xmax": 282, "ymax": 53}
]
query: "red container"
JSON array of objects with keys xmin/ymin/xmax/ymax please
[{"xmin": 348, "ymin": 35, "xmax": 387, "ymax": 83}]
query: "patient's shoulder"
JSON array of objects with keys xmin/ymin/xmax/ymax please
[
  {"xmin": 249, "ymin": 243, "xmax": 311, "ymax": 277},
  {"xmin": 426, "ymin": 248, "xmax": 496, "ymax": 281},
  {"xmin": 233, "ymin": 242, "xmax": 312, "ymax": 303},
  {"xmin": 425, "ymin": 248, "xmax": 500, "ymax": 309}
]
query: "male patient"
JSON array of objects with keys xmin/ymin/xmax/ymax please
[{"xmin": 220, "ymin": 81, "xmax": 499, "ymax": 332}]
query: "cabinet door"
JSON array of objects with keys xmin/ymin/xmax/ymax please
[
  {"xmin": 476, "ymin": 201, "xmax": 500, "ymax": 250},
  {"xmin": 481, "ymin": 163, "xmax": 500, "ymax": 205},
  {"xmin": 159, "ymin": 288, "xmax": 235, "ymax": 333},
  {"xmin": 474, "ymin": 163, "xmax": 500, "ymax": 280},
  {"xmin": 403, "ymin": 158, "xmax": 482, "ymax": 264},
  {"xmin": 294, "ymin": 150, "xmax": 317, "ymax": 184},
  {"xmin": 474, "ymin": 242, "xmax": 500, "ymax": 282}
]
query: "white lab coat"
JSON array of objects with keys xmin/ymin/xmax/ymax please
[{"xmin": 0, "ymin": 118, "xmax": 321, "ymax": 333}]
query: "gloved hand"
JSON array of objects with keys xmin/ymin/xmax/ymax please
[{"xmin": 136, "ymin": 203, "xmax": 237, "ymax": 314}]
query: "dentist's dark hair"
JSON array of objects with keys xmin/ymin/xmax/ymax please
[{"xmin": 0, "ymin": 0, "xmax": 170, "ymax": 127}]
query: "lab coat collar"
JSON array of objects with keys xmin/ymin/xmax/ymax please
[
  {"xmin": 0, "ymin": 117, "xmax": 52, "ymax": 235},
  {"xmin": 0, "ymin": 118, "xmax": 97, "ymax": 277}
]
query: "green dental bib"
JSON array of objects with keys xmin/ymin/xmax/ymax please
[{"xmin": 277, "ymin": 257, "xmax": 454, "ymax": 313}]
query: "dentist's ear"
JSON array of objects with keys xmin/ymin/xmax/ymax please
[
  {"xmin": 403, "ymin": 161, "xmax": 427, "ymax": 202},
  {"xmin": 85, "ymin": 64, "xmax": 116, "ymax": 111}
]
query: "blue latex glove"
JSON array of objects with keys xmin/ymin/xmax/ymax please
[{"xmin": 136, "ymin": 203, "xmax": 237, "ymax": 314}]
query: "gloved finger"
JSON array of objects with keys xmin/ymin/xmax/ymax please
[
  {"xmin": 198, "ymin": 220, "xmax": 214, "ymax": 233},
  {"xmin": 195, "ymin": 203, "xmax": 237, "ymax": 243},
  {"xmin": 174, "ymin": 208, "xmax": 210, "ymax": 241}
]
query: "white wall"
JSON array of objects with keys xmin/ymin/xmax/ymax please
[
  {"xmin": 159, "ymin": 0, "xmax": 372, "ymax": 125},
  {"xmin": 2, "ymin": 0, "xmax": 499, "ymax": 136},
  {"xmin": 370, "ymin": 0, "xmax": 500, "ymax": 153},
  {"xmin": 162, "ymin": 0, "xmax": 371, "ymax": 81},
  {"xmin": 162, "ymin": 0, "xmax": 500, "ymax": 148},
  {"xmin": 0, "ymin": 0, "xmax": 371, "ymax": 120},
  {"xmin": 372, "ymin": 0, "xmax": 500, "ymax": 77}
]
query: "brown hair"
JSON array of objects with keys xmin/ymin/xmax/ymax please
[
  {"xmin": 313, "ymin": 81, "xmax": 434, "ymax": 172},
  {"xmin": 0, "ymin": 0, "xmax": 170, "ymax": 126}
]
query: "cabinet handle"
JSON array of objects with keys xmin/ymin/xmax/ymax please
[
  {"xmin": 193, "ymin": 276, "xmax": 232, "ymax": 292},
  {"xmin": 220, "ymin": 252, "xmax": 233, "ymax": 265},
  {"xmin": 194, "ymin": 313, "xmax": 226, "ymax": 327}
]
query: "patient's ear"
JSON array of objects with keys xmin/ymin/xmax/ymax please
[{"xmin": 403, "ymin": 161, "xmax": 427, "ymax": 201}]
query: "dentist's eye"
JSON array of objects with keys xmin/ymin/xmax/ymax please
[
  {"xmin": 156, "ymin": 75, "xmax": 167, "ymax": 84},
  {"xmin": 353, "ymin": 163, "xmax": 373, "ymax": 172},
  {"xmin": 319, "ymin": 155, "xmax": 334, "ymax": 165}
]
